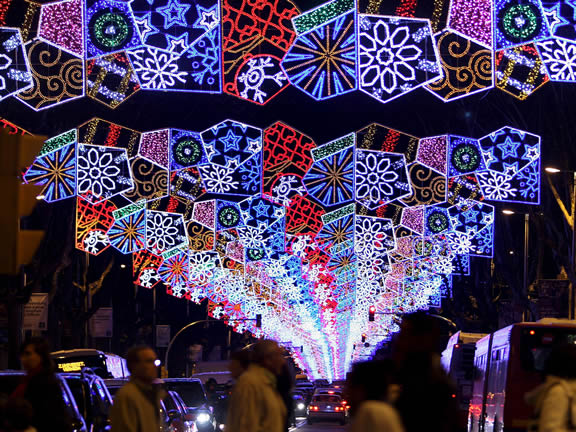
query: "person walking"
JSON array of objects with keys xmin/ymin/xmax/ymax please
[
  {"xmin": 277, "ymin": 361, "xmax": 296, "ymax": 431},
  {"xmin": 110, "ymin": 346, "xmax": 165, "ymax": 432},
  {"xmin": 526, "ymin": 344, "xmax": 576, "ymax": 432},
  {"xmin": 345, "ymin": 359, "xmax": 404, "ymax": 432},
  {"xmin": 228, "ymin": 350, "xmax": 251, "ymax": 380},
  {"xmin": 10, "ymin": 338, "xmax": 72, "ymax": 432},
  {"xmin": 226, "ymin": 340, "xmax": 287, "ymax": 432},
  {"xmin": 392, "ymin": 312, "xmax": 459, "ymax": 432}
]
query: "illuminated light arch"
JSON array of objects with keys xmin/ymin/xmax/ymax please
[{"xmin": 24, "ymin": 117, "xmax": 541, "ymax": 378}]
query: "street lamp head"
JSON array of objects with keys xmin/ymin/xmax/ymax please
[
  {"xmin": 502, "ymin": 209, "xmax": 515, "ymax": 215},
  {"xmin": 545, "ymin": 167, "xmax": 561, "ymax": 173}
]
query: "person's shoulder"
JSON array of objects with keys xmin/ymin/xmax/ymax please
[
  {"xmin": 359, "ymin": 400, "xmax": 398, "ymax": 415},
  {"xmin": 234, "ymin": 367, "xmax": 263, "ymax": 387},
  {"xmin": 114, "ymin": 381, "xmax": 139, "ymax": 400}
]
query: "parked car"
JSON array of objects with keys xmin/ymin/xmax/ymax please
[
  {"xmin": 293, "ymin": 393, "xmax": 307, "ymax": 417},
  {"xmin": 307, "ymin": 393, "xmax": 348, "ymax": 426},
  {"xmin": 60, "ymin": 368, "xmax": 113, "ymax": 432},
  {"xmin": 102, "ymin": 378, "xmax": 129, "ymax": 399},
  {"xmin": 162, "ymin": 378, "xmax": 215, "ymax": 432},
  {"xmin": 52, "ymin": 349, "xmax": 129, "ymax": 378},
  {"xmin": 0, "ymin": 370, "xmax": 88, "ymax": 432},
  {"xmin": 161, "ymin": 390, "xmax": 197, "ymax": 432},
  {"xmin": 313, "ymin": 387, "xmax": 342, "ymax": 396}
]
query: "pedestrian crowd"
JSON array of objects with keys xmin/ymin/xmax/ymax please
[{"xmin": 3, "ymin": 312, "xmax": 576, "ymax": 432}]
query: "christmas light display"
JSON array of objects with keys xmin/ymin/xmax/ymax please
[
  {"xmin": 1, "ymin": 0, "xmax": 575, "ymax": 109},
  {"xmin": 25, "ymin": 119, "xmax": 541, "ymax": 379}
]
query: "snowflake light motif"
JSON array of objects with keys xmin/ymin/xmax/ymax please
[
  {"xmin": 355, "ymin": 150, "xmax": 412, "ymax": 209},
  {"xmin": 77, "ymin": 145, "xmax": 133, "ymax": 203},
  {"xmin": 358, "ymin": 15, "xmax": 441, "ymax": 103}
]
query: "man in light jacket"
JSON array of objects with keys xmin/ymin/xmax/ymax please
[
  {"xmin": 226, "ymin": 340, "xmax": 287, "ymax": 432},
  {"xmin": 110, "ymin": 346, "xmax": 165, "ymax": 432}
]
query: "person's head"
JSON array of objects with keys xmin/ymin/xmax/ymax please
[
  {"xmin": 394, "ymin": 312, "xmax": 442, "ymax": 360},
  {"xmin": 126, "ymin": 345, "xmax": 158, "ymax": 383},
  {"xmin": 344, "ymin": 359, "xmax": 396, "ymax": 416},
  {"xmin": 252, "ymin": 340, "xmax": 285, "ymax": 375},
  {"xmin": 545, "ymin": 344, "xmax": 576, "ymax": 379},
  {"xmin": 206, "ymin": 378, "xmax": 217, "ymax": 390},
  {"xmin": 20, "ymin": 337, "xmax": 53, "ymax": 373},
  {"xmin": 229, "ymin": 350, "xmax": 251, "ymax": 379}
]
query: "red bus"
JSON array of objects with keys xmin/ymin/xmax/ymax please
[{"xmin": 468, "ymin": 319, "xmax": 576, "ymax": 432}]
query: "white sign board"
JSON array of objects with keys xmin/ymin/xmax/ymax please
[
  {"xmin": 90, "ymin": 307, "xmax": 113, "ymax": 338},
  {"xmin": 156, "ymin": 325, "xmax": 171, "ymax": 348},
  {"xmin": 23, "ymin": 293, "xmax": 48, "ymax": 331}
]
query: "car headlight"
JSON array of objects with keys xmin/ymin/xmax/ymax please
[
  {"xmin": 196, "ymin": 413, "xmax": 211, "ymax": 424},
  {"xmin": 297, "ymin": 403, "xmax": 305, "ymax": 410}
]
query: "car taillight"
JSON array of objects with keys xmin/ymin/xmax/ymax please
[{"xmin": 341, "ymin": 400, "xmax": 347, "ymax": 404}]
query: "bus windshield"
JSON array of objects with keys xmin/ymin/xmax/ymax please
[{"xmin": 520, "ymin": 328, "xmax": 576, "ymax": 372}]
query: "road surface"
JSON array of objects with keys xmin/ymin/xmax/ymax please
[{"xmin": 292, "ymin": 419, "xmax": 346, "ymax": 431}]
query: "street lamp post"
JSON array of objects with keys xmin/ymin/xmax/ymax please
[
  {"xmin": 502, "ymin": 210, "xmax": 530, "ymax": 321},
  {"xmin": 545, "ymin": 168, "xmax": 576, "ymax": 320}
]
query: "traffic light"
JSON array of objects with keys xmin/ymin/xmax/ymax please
[
  {"xmin": 361, "ymin": 334, "xmax": 366, "ymax": 343},
  {"xmin": 368, "ymin": 306, "xmax": 376, "ymax": 321},
  {"xmin": 256, "ymin": 314, "xmax": 262, "ymax": 328}
]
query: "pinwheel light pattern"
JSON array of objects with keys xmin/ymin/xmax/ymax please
[
  {"xmin": 25, "ymin": 119, "xmax": 541, "ymax": 380},
  {"xmin": 0, "ymin": 0, "xmax": 574, "ymax": 110}
]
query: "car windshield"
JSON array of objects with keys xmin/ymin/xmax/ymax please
[
  {"xmin": 314, "ymin": 395, "xmax": 341, "ymax": 403},
  {"xmin": 164, "ymin": 382, "xmax": 206, "ymax": 407}
]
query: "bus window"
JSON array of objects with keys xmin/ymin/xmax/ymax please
[{"xmin": 520, "ymin": 328, "xmax": 576, "ymax": 372}]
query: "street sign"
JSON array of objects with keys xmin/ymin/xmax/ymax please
[
  {"xmin": 536, "ymin": 279, "xmax": 570, "ymax": 319},
  {"xmin": 90, "ymin": 307, "xmax": 113, "ymax": 338},
  {"xmin": 156, "ymin": 325, "xmax": 171, "ymax": 348},
  {"xmin": 22, "ymin": 293, "xmax": 48, "ymax": 331}
]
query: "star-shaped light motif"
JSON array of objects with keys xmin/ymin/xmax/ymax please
[
  {"xmin": 221, "ymin": 130, "xmax": 242, "ymax": 152},
  {"xmin": 193, "ymin": 4, "xmax": 219, "ymax": 31},
  {"xmin": 503, "ymin": 161, "xmax": 519, "ymax": 177},
  {"xmin": 523, "ymin": 144, "xmax": 540, "ymax": 161},
  {"xmin": 157, "ymin": 0, "xmax": 191, "ymax": 29},
  {"xmin": 134, "ymin": 14, "xmax": 159, "ymax": 42},
  {"xmin": 481, "ymin": 148, "xmax": 497, "ymax": 166},
  {"xmin": 497, "ymin": 136, "xmax": 521, "ymax": 159},
  {"xmin": 247, "ymin": 138, "xmax": 261, "ymax": 154},
  {"xmin": 167, "ymin": 33, "xmax": 190, "ymax": 54},
  {"xmin": 463, "ymin": 208, "xmax": 479, "ymax": 225},
  {"xmin": 543, "ymin": 3, "xmax": 570, "ymax": 34},
  {"xmin": 253, "ymin": 201, "xmax": 270, "ymax": 218}
]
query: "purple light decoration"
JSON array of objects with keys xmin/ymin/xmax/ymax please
[
  {"xmin": 401, "ymin": 206, "xmax": 424, "ymax": 233},
  {"xmin": 140, "ymin": 130, "xmax": 170, "ymax": 168},
  {"xmin": 448, "ymin": 0, "xmax": 492, "ymax": 47},
  {"xmin": 193, "ymin": 200, "xmax": 215, "ymax": 228},
  {"xmin": 417, "ymin": 136, "xmax": 447, "ymax": 174},
  {"xmin": 38, "ymin": 0, "xmax": 84, "ymax": 56}
]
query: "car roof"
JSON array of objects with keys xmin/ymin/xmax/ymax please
[
  {"xmin": 51, "ymin": 349, "xmax": 106, "ymax": 357},
  {"xmin": 162, "ymin": 378, "xmax": 203, "ymax": 383}
]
